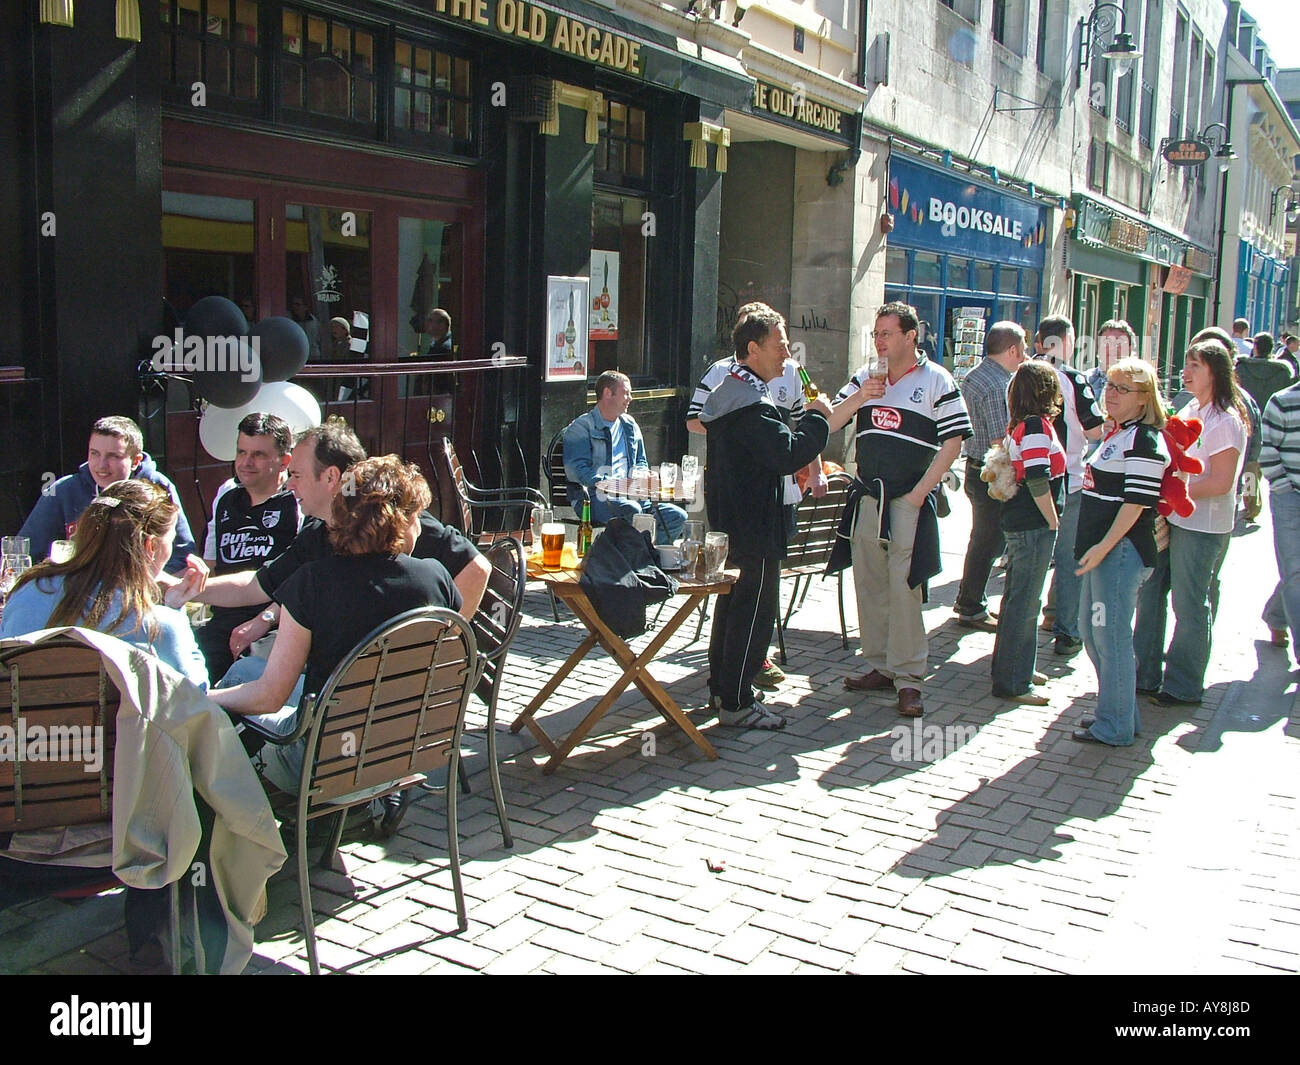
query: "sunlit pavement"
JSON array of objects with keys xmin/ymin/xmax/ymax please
[{"xmin": 12, "ymin": 485, "xmax": 1298, "ymax": 975}]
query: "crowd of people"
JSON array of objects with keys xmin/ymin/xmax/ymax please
[
  {"xmin": 3, "ymin": 303, "xmax": 1298, "ymax": 830},
  {"xmin": 684, "ymin": 301, "xmax": 1299, "ymax": 752}
]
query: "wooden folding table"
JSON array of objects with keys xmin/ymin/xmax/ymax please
[{"xmin": 511, "ymin": 560, "xmax": 731, "ymax": 773}]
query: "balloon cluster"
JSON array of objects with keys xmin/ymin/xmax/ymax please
[{"xmin": 171, "ymin": 296, "xmax": 322, "ymax": 462}]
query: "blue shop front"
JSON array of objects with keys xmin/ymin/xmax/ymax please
[
  {"xmin": 883, "ymin": 153, "xmax": 1046, "ymax": 385},
  {"xmin": 1237, "ymin": 240, "xmax": 1292, "ymax": 336}
]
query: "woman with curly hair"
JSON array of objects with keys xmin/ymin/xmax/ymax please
[
  {"xmin": 1073, "ymin": 357, "xmax": 1171, "ymax": 746},
  {"xmin": 1, "ymin": 479, "xmax": 207, "ymax": 687},
  {"xmin": 991, "ymin": 360, "xmax": 1066, "ymax": 705},
  {"xmin": 209, "ymin": 455, "xmax": 460, "ymax": 791},
  {"xmin": 1134, "ymin": 340, "xmax": 1249, "ymax": 706}
]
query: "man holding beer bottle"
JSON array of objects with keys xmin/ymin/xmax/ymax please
[{"xmin": 699, "ymin": 306, "xmax": 832, "ymax": 731}]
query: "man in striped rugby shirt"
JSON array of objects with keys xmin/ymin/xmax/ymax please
[{"xmin": 1260, "ymin": 378, "xmax": 1300, "ymax": 659}]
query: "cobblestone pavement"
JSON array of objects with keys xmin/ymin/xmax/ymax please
[{"xmin": 9, "ymin": 490, "xmax": 1299, "ymax": 976}]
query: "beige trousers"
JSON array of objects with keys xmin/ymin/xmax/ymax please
[{"xmin": 851, "ymin": 494, "xmax": 928, "ymax": 691}]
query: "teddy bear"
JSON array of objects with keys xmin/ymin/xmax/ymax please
[
  {"xmin": 1156, "ymin": 414, "xmax": 1204, "ymax": 518},
  {"xmin": 980, "ymin": 441, "xmax": 1019, "ymax": 502}
]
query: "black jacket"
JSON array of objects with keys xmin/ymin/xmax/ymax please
[
  {"xmin": 579, "ymin": 518, "xmax": 677, "ymax": 638},
  {"xmin": 700, "ymin": 374, "xmax": 829, "ymax": 560}
]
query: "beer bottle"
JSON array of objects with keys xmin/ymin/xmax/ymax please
[
  {"xmin": 797, "ymin": 364, "xmax": 819, "ymax": 401},
  {"xmin": 577, "ymin": 500, "xmax": 593, "ymax": 558}
]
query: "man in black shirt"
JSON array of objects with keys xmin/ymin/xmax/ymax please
[
  {"xmin": 181, "ymin": 418, "xmax": 489, "ymax": 653},
  {"xmin": 196, "ymin": 413, "xmax": 300, "ymax": 682}
]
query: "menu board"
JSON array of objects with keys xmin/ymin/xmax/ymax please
[{"xmin": 952, "ymin": 308, "xmax": 987, "ymax": 387}]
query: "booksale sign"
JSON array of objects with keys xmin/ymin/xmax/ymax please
[{"xmin": 887, "ymin": 154, "xmax": 1046, "ymax": 268}]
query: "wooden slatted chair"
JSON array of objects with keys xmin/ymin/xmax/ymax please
[
  {"xmin": 242, "ymin": 607, "xmax": 478, "ymax": 976},
  {"xmin": 773, "ymin": 472, "xmax": 853, "ymax": 665},
  {"xmin": 462, "ymin": 537, "xmax": 527, "ymax": 848},
  {"xmin": 0, "ymin": 635, "xmax": 184, "ymax": 974}
]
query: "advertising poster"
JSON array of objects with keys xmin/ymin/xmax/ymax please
[
  {"xmin": 545, "ymin": 275, "xmax": 589, "ymax": 382},
  {"xmin": 589, "ymin": 251, "xmax": 619, "ymax": 341}
]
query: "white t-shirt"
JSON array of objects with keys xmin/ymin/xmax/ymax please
[{"xmin": 1170, "ymin": 400, "xmax": 1246, "ymax": 535}]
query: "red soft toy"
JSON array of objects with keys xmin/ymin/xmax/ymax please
[{"xmin": 1156, "ymin": 415, "xmax": 1203, "ymax": 518}]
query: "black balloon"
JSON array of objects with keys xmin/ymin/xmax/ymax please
[
  {"xmin": 253, "ymin": 316, "xmax": 310, "ymax": 382},
  {"xmin": 183, "ymin": 296, "xmax": 259, "ymax": 407},
  {"xmin": 194, "ymin": 370, "xmax": 261, "ymax": 409},
  {"xmin": 184, "ymin": 295, "xmax": 248, "ymax": 339}
]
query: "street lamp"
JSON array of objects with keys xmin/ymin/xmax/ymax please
[
  {"xmin": 1198, "ymin": 122, "xmax": 1237, "ymax": 172},
  {"xmin": 1077, "ymin": 2, "xmax": 1142, "ymax": 88},
  {"xmin": 1271, "ymin": 185, "xmax": 1299, "ymax": 225}
]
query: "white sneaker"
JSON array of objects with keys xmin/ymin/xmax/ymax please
[{"xmin": 719, "ymin": 703, "xmax": 788, "ymax": 730}]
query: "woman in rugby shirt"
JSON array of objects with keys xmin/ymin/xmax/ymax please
[
  {"xmin": 1073, "ymin": 357, "xmax": 1172, "ymax": 746},
  {"xmin": 991, "ymin": 361, "xmax": 1066, "ymax": 705}
]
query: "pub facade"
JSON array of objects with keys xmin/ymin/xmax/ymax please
[{"xmin": 1, "ymin": 0, "xmax": 754, "ymax": 531}]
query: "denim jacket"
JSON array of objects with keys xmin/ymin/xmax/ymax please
[{"xmin": 561, "ymin": 408, "xmax": 649, "ymax": 523}]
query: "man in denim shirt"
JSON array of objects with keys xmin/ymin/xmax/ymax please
[{"xmin": 562, "ymin": 371, "xmax": 686, "ymax": 544}]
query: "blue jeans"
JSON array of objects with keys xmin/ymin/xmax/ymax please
[
  {"xmin": 218, "ymin": 652, "xmax": 306, "ymax": 793},
  {"xmin": 1270, "ymin": 487, "xmax": 1300, "ymax": 650},
  {"xmin": 606, "ymin": 498, "xmax": 686, "ymax": 545},
  {"xmin": 1049, "ymin": 491, "xmax": 1084, "ymax": 639},
  {"xmin": 991, "ymin": 526, "xmax": 1056, "ymax": 695},
  {"xmin": 1078, "ymin": 538, "xmax": 1152, "ymax": 746},
  {"xmin": 1134, "ymin": 525, "xmax": 1229, "ymax": 701}
]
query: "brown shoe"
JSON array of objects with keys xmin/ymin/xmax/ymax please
[
  {"xmin": 845, "ymin": 669, "xmax": 893, "ymax": 692},
  {"xmin": 897, "ymin": 688, "xmax": 923, "ymax": 716},
  {"xmin": 1270, "ymin": 628, "xmax": 1289, "ymax": 648}
]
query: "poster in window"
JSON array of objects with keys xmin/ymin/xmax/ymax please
[
  {"xmin": 545, "ymin": 275, "xmax": 589, "ymax": 382},
  {"xmin": 589, "ymin": 251, "xmax": 619, "ymax": 341}
]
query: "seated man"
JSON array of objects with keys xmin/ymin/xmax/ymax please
[
  {"xmin": 562, "ymin": 370, "xmax": 686, "ymax": 544},
  {"xmin": 20, "ymin": 415, "xmax": 196, "ymax": 573},
  {"xmin": 197, "ymin": 413, "xmax": 301, "ymax": 683},
  {"xmin": 177, "ymin": 418, "xmax": 490, "ymax": 651}
]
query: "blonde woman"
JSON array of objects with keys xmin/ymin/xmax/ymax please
[{"xmin": 1072, "ymin": 357, "xmax": 1171, "ymax": 746}]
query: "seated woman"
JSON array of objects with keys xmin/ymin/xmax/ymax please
[
  {"xmin": 0, "ymin": 479, "xmax": 207, "ymax": 689},
  {"xmin": 208, "ymin": 456, "xmax": 460, "ymax": 793}
]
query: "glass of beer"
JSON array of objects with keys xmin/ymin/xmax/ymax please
[
  {"xmin": 867, "ymin": 354, "xmax": 888, "ymax": 383},
  {"xmin": 660, "ymin": 463, "xmax": 678, "ymax": 498},
  {"xmin": 704, "ymin": 531, "xmax": 729, "ymax": 579},
  {"xmin": 541, "ymin": 522, "xmax": 566, "ymax": 568}
]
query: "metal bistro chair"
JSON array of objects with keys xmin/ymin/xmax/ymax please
[
  {"xmin": 242, "ymin": 607, "xmax": 478, "ymax": 976},
  {"xmin": 544, "ymin": 429, "xmax": 580, "ymax": 523},
  {"xmin": 774, "ymin": 472, "xmax": 853, "ymax": 664},
  {"xmin": 463, "ymin": 537, "xmax": 527, "ymax": 849},
  {"xmin": 0, "ymin": 636, "xmax": 184, "ymax": 975},
  {"xmin": 434, "ymin": 436, "xmax": 545, "ymax": 545}
]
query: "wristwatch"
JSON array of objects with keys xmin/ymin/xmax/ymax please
[{"xmin": 260, "ymin": 608, "xmax": 277, "ymax": 625}]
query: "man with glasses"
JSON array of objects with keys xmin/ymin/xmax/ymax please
[
  {"xmin": 1035, "ymin": 315, "xmax": 1104, "ymax": 656},
  {"xmin": 836, "ymin": 302, "xmax": 972, "ymax": 718}
]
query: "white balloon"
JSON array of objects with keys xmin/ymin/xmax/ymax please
[
  {"xmin": 197, "ymin": 382, "xmax": 321, "ymax": 462},
  {"xmin": 253, "ymin": 381, "xmax": 322, "ymax": 434},
  {"xmin": 198, "ymin": 402, "xmax": 250, "ymax": 462}
]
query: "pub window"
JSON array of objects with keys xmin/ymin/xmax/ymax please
[
  {"xmin": 161, "ymin": 0, "xmax": 260, "ymax": 103},
  {"xmin": 590, "ymin": 192, "xmax": 648, "ymax": 378},
  {"xmin": 596, "ymin": 99, "xmax": 647, "ymax": 185},
  {"xmin": 947, "ymin": 256, "xmax": 971, "ymax": 289},
  {"xmin": 281, "ymin": 7, "xmax": 377, "ymax": 127},
  {"xmin": 393, "ymin": 38, "xmax": 475, "ymax": 153},
  {"xmin": 285, "ymin": 204, "xmax": 372, "ymax": 365}
]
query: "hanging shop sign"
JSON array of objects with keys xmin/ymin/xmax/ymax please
[
  {"xmin": 1162, "ymin": 139, "xmax": 1211, "ymax": 167},
  {"xmin": 1183, "ymin": 247, "xmax": 1212, "ymax": 275},
  {"xmin": 1162, "ymin": 264, "xmax": 1192, "ymax": 295},
  {"xmin": 887, "ymin": 155, "xmax": 1046, "ymax": 268},
  {"xmin": 749, "ymin": 80, "xmax": 855, "ymax": 146}
]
